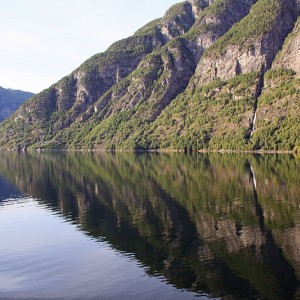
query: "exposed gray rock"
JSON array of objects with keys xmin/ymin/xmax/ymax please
[
  {"xmin": 272, "ymin": 17, "xmax": 300, "ymax": 75},
  {"xmin": 192, "ymin": 0, "xmax": 298, "ymax": 86},
  {"xmin": 160, "ymin": 2, "xmax": 196, "ymax": 41},
  {"xmin": 187, "ymin": 0, "xmax": 211, "ymax": 18}
]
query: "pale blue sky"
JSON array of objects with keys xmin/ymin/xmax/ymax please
[{"xmin": 0, "ymin": 0, "xmax": 178, "ymax": 93}]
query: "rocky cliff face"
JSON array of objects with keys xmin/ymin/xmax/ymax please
[
  {"xmin": 251, "ymin": 13, "xmax": 300, "ymax": 150},
  {"xmin": 272, "ymin": 17, "xmax": 300, "ymax": 74},
  {"xmin": 0, "ymin": 0, "xmax": 299, "ymax": 151},
  {"xmin": 191, "ymin": 0, "xmax": 297, "ymax": 85}
]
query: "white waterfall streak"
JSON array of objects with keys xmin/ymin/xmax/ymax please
[{"xmin": 250, "ymin": 111, "xmax": 257, "ymax": 139}]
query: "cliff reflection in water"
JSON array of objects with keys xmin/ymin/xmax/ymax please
[{"xmin": 1, "ymin": 152, "xmax": 300, "ymax": 299}]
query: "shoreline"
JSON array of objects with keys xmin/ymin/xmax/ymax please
[{"xmin": 0, "ymin": 147, "xmax": 295, "ymax": 155}]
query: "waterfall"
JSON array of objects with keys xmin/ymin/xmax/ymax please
[
  {"xmin": 250, "ymin": 111, "xmax": 257, "ymax": 139},
  {"xmin": 249, "ymin": 71, "xmax": 264, "ymax": 140},
  {"xmin": 116, "ymin": 67, "xmax": 120, "ymax": 83}
]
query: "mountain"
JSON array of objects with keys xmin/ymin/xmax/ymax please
[
  {"xmin": 0, "ymin": 0, "xmax": 299, "ymax": 151},
  {"xmin": 0, "ymin": 87, "xmax": 34, "ymax": 123}
]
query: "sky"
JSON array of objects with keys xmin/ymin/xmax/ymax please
[{"xmin": 0, "ymin": 0, "xmax": 178, "ymax": 93}]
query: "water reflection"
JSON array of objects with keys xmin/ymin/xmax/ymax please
[
  {"xmin": 0, "ymin": 176, "xmax": 23, "ymax": 201},
  {"xmin": 0, "ymin": 151, "xmax": 300, "ymax": 299}
]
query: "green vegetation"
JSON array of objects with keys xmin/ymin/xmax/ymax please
[
  {"xmin": 134, "ymin": 18, "xmax": 161, "ymax": 36},
  {"xmin": 145, "ymin": 72, "xmax": 260, "ymax": 151},
  {"xmin": 56, "ymin": 72, "xmax": 264, "ymax": 151},
  {"xmin": 163, "ymin": 2, "xmax": 187, "ymax": 19},
  {"xmin": 251, "ymin": 68, "xmax": 300, "ymax": 151},
  {"xmin": 79, "ymin": 34, "xmax": 162, "ymax": 76}
]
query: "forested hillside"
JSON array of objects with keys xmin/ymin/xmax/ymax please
[{"xmin": 0, "ymin": 0, "xmax": 299, "ymax": 151}]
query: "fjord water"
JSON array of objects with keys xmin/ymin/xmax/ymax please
[{"xmin": 0, "ymin": 152, "xmax": 300, "ymax": 299}]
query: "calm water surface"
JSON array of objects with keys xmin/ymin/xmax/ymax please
[{"xmin": 0, "ymin": 152, "xmax": 300, "ymax": 299}]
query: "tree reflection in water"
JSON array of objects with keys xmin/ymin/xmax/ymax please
[{"xmin": 1, "ymin": 151, "xmax": 300, "ymax": 300}]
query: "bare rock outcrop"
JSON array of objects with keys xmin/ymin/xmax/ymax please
[
  {"xmin": 272, "ymin": 17, "xmax": 300, "ymax": 75},
  {"xmin": 191, "ymin": 0, "xmax": 298, "ymax": 86}
]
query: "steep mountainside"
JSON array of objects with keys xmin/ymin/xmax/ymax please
[
  {"xmin": 0, "ymin": 87, "xmax": 34, "ymax": 123},
  {"xmin": 0, "ymin": 0, "xmax": 299, "ymax": 151},
  {"xmin": 252, "ymin": 16, "xmax": 300, "ymax": 150}
]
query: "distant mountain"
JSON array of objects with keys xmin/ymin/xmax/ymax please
[
  {"xmin": 0, "ymin": 0, "xmax": 299, "ymax": 151},
  {"xmin": 0, "ymin": 87, "xmax": 34, "ymax": 122}
]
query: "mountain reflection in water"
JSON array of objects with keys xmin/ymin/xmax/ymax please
[{"xmin": 0, "ymin": 151, "xmax": 300, "ymax": 300}]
